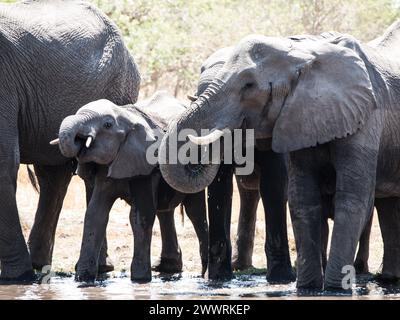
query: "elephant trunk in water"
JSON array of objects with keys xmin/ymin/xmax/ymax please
[
  {"xmin": 56, "ymin": 114, "xmax": 93, "ymax": 158},
  {"xmin": 159, "ymin": 80, "xmax": 242, "ymax": 194}
]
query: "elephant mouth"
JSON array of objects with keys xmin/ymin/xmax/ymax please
[{"xmin": 75, "ymin": 135, "xmax": 94, "ymax": 161}]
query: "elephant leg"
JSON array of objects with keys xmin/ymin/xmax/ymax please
[
  {"xmin": 83, "ymin": 176, "xmax": 114, "ymax": 274},
  {"xmin": 325, "ymin": 143, "xmax": 377, "ymax": 290},
  {"xmin": 98, "ymin": 237, "xmax": 114, "ymax": 274},
  {"xmin": 130, "ymin": 174, "xmax": 159, "ymax": 282},
  {"xmin": 207, "ymin": 164, "xmax": 234, "ymax": 281},
  {"xmin": 375, "ymin": 197, "xmax": 400, "ymax": 281},
  {"xmin": 183, "ymin": 191, "xmax": 209, "ymax": 276},
  {"xmin": 259, "ymin": 150, "xmax": 295, "ymax": 283},
  {"xmin": 288, "ymin": 150, "xmax": 324, "ymax": 290},
  {"xmin": 152, "ymin": 210, "xmax": 183, "ymax": 273},
  {"xmin": 232, "ymin": 182, "xmax": 259, "ymax": 271},
  {"xmin": 28, "ymin": 163, "xmax": 73, "ymax": 270},
  {"xmin": 75, "ymin": 176, "xmax": 117, "ymax": 282},
  {"xmin": 354, "ymin": 209, "xmax": 373, "ymax": 275},
  {"xmin": 0, "ymin": 131, "xmax": 34, "ymax": 282}
]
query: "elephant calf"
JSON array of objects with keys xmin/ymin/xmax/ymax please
[{"xmin": 54, "ymin": 92, "xmax": 208, "ymax": 281}]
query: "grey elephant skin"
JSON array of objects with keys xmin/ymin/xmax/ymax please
[
  {"xmin": 0, "ymin": 1, "xmax": 140, "ymax": 281},
  {"xmin": 187, "ymin": 48, "xmax": 294, "ymax": 282},
  {"xmin": 57, "ymin": 92, "xmax": 208, "ymax": 282},
  {"xmin": 159, "ymin": 21, "xmax": 400, "ymax": 290}
]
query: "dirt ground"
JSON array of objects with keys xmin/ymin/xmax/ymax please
[{"xmin": 16, "ymin": 167, "xmax": 384, "ymax": 275}]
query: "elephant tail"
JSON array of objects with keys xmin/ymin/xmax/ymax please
[{"xmin": 27, "ymin": 165, "xmax": 39, "ymax": 193}]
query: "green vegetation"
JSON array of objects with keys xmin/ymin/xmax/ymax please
[{"xmin": 3, "ymin": 0, "xmax": 400, "ymax": 96}]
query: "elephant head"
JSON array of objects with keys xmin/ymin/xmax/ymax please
[
  {"xmin": 53, "ymin": 99, "xmax": 162, "ymax": 179},
  {"xmin": 159, "ymin": 34, "xmax": 376, "ymax": 193}
]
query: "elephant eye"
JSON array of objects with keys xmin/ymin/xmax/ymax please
[
  {"xmin": 103, "ymin": 122, "xmax": 113, "ymax": 129},
  {"xmin": 243, "ymin": 82, "xmax": 255, "ymax": 90}
]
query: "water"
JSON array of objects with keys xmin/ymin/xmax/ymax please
[{"xmin": 1, "ymin": 272, "xmax": 400, "ymax": 300}]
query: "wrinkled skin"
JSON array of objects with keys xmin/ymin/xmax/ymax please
[
  {"xmin": 0, "ymin": 1, "xmax": 139, "ymax": 281},
  {"xmin": 160, "ymin": 21, "xmax": 400, "ymax": 290},
  {"xmin": 57, "ymin": 92, "xmax": 208, "ymax": 282},
  {"xmin": 185, "ymin": 47, "xmax": 294, "ymax": 282}
]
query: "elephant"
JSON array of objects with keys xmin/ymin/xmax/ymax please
[
  {"xmin": 55, "ymin": 91, "xmax": 208, "ymax": 282},
  {"xmin": 186, "ymin": 47, "xmax": 294, "ymax": 282},
  {"xmin": 168, "ymin": 45, "xmax": 373, "ymax": 282},
  {"xmin": 0, "ymin": 1, "xmax": 140, "ymax": 282},
  {"xmin": 159, "ymin": 20, "xmax": 400, "ymax": 290}
]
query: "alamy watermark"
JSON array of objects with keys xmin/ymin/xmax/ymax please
[
  {"xmin": 145, "ymin": 128, "xmax": 255, "ymax": 175},
  {"xmin": 40, "ymin": 265, "xmax": 55, "ymax": 285},
  {"xmin": 341, "ymin": 265, "xmax": 356, "ymax": 290}
]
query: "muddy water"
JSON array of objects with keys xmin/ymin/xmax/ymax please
[{"xmin": 1, "ymin": 272, "xmax": 400, "ymax": 300}]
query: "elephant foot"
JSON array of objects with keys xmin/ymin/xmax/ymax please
[
  {"xmin": 75, "ymin": 269, "xmax": 97, "ymax": 283},
  {"xmin": 266, "ymin": 263, "xmax": 296, "ymax": 284},
  {"xmin": 354, "ymin": 259, "xmax": 369, "ymax": 275},
  {"xmin": 232, "ymin": 259, "xmax": 253, "ymax": 271},
  {"xmin": 131, "ymin": 262, "xmax": 152, "ymax": 283},
  {"xmin": 152, "ymin": 256, "xmax": 183, "ymax": 274},
  {"xmin": 207, "ymin": 240, "xmax": 233, "ymax": 281},
  {"xmin": 98, "ymin": 256, "xmax": 115, "ymax": 274},
  {"xmin": 0, "ymin": 269, "xmax": 36, "ymax": 285},
  {"xmin": 207, "ymin": 260, "xmax": 233, "ymax": 281},
  {"xmin": 374, "ymin": 273, "xmax": 400, "ymax": 285},
  {"xmin": 323, "ymin": 286, "xmax": 352, "ymax": 295},
  {"xmin": 296, "ymin": 275, "xmax": 323, "ymax": 291},
  {"xmin": 207, "ymin": 268, "xmax": 233, "ymax": 281}
]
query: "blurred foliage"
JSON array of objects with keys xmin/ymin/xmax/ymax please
[
  {"xmin": 92, "ymin": 0, "xmax": 400, "ymax": 97},
  {"xmin": 3, "ymin": 0, "xmax": 400, "ymax": 96}
]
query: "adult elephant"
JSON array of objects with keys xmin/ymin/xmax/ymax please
[
  {"xmin": 55, "ymin": 92, "xmax": 208, "ymax": 281},
  {"xmin": 185, "ymin": 47, "xmax": 294, "ymax": 282},
  {"xmin": 0, "ymin": 1, "xmax": 140, "ymax": 281},
  {"xmin": 159, "ymin": 21, "xmax": 400, "ymax": 290}
]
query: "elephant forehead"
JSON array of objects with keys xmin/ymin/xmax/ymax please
[
  {"xmin": 235, "ymin": 35, "xmax": 293, "ymax": 60},
  {"xmin": 77, "ymin": 99, "xmax": 117, "ymax": 116}
]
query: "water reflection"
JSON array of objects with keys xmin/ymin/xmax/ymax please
[{"xmin": 0, "ymin": 272, "xmax": 399, "ymax": 300}]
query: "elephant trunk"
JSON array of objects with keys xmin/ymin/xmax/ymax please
[
  {"xmin": 159, "ymin": 80, "xmax": 239, "ymax": 194},
  {"xmin": 58, "ymin": 114, "xmax": 92, "ymax": 158}
]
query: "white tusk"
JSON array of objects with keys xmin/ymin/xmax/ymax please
[
  {"xmin": 85, "ymin": 136, "xmax": 93, "ymax": 148},
  {"xmin": 49, "ymin": 138, "xmax": 60, "ymax": 145},
  {"xmin": 188, "ymin": 129, "xmax": 225, "ymax": 145}
]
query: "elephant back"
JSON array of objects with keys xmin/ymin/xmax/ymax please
[{"xmin": 135, "ymin": 91, "xmax": 187, "ymax": 131}]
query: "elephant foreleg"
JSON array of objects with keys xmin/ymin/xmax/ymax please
[
  {"xmin": 75, "ymin": 175, "xmax": 117, "ymax": 282},
  {"xmin": 152, "ymin": 210, "xmax": 183, "ymax": 273},
  {"xmin": 325, "ymin": 142, "xmax": 377, "ymax": 290},
  {"xmin": 83, "ymin": 172, "xmax": 114, "ymax": 274},
  {"xmin": 183, "ymin": 191, "xmax": 208, "ymax": 276},
  {"xmin": 130, "ymin": 173, "xmax": 159, "ymax": 282},
  {"xmin": 207, "ymin": 164, "xmax": 234, "ymax": 280},
  {"xmin": 28, "ymin": 163, "xmax": 73, "ymax": 271},
  {"xmin": 259, "ymin": 150, "xmax": 295, "ymax": 283},
  {"xmin": 232, "ymin": 182, "xmax": 259, "ymax": 271},
  {"xmin": 0, "ymin": 136, "xmax": 34, "ymax": 281},
  {"xmin": 375, "ymin": 197, "xmax": 400, "ymax": 281},
  {"xmin": 288, "ymin": 149, "xmax": 324, "ymax": 290}
]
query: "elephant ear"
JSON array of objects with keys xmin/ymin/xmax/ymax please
[
  {"xmin": 107, "ymin": 127, "xmax": 157, "ymax": 179},
  {"xmin": 272, "ymin": 41, "xmax": 376, "ymax": 153}
]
